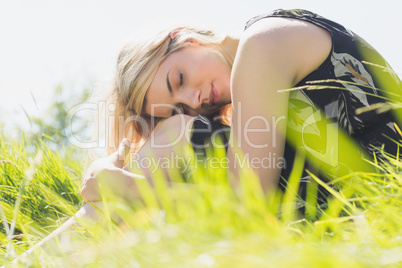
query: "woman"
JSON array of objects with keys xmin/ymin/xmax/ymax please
[
  {"xmin": 81, "ymin": 9, "xmax": 402, "ymax": 202},
  {"xmin": 15, "ymin": 9, "xmax": 402, "ymax": 261}
]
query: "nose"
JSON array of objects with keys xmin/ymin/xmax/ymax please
[{"xmin": 177, "ymin": 88, "xmax": 202, "ymax": 110}]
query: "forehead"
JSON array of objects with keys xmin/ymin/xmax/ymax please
[{"xmin": 144, "ymin": 52, "xmax": 176, "ymax": 118}]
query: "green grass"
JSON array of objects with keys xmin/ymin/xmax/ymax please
[{"xmin": 1, "ymin": 133, "xmax": 402, "ymax": 267}]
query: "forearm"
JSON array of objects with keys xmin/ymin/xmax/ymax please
[
  {"xmin": 83, "ymin": 115, "xmax": 200, "ymax": 203},
  {"xmin": 12, "ymin": 202, "xmax": 105, "ymax": 263}
]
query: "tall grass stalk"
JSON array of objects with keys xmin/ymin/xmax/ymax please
[{"xmin": 0, "ymin": 134, "xmax": 401, "ymax": 267}]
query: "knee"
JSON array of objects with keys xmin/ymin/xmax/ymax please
[{"xmin": 152, "ymin": 114, "xmax": 195, "ymax": 145}]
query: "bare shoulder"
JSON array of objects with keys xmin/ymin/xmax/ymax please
[
  {"xmin": 235, "ymin": 16, "xmax": 332, "ymax": 85},
  {"xmin": 229, "ymin": 16, "xmax": 333, "ymax": 151},
  {"xmin": 227, "ymin": 17, "xmax": 332, "ymax": 187},
  {"xmin": 242, "ymin": 16, "xmax": 331, "ymax": 41}
]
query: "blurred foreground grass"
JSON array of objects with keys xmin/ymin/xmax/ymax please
[{"xmin": 0, "ymin": 133, "xmax": 402, "ymax": 267}]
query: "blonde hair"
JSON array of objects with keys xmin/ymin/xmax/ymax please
[{"xmin": 107, "ymin": 26, "xmax": 235, "ymax": 155}]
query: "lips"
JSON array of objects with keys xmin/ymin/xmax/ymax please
[{"xmin": 209, "ymin": 83, "xmax": 220, "ymax": 105}]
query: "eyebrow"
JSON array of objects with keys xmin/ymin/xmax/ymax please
[{"xmin": 166, "ymin": 70, "xmax": 173, "ymax": 96}]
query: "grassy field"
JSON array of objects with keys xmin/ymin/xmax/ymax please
[{"xmin": 0, "ymin": 133, "xmax": 401, "ymax": 267}]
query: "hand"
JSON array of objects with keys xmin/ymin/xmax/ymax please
[{"xmin": 80, "ymin": 138, "xmax": 138, "ymax": 202}]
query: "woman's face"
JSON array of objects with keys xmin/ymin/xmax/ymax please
[{"xmin": 145, "ymin": 45, "xmax": 232, "ymax": 118}]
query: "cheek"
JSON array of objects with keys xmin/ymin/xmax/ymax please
[{"xmin": 194, "ymin": 52, "xmax": 224, "ymax": 77}]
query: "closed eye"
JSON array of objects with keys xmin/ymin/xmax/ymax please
[
  {"xmin": 171, "ymin": 72, "xmax": 185, "ymax": 116},
  {"xmin": 179, "ymin": 72, "xmax": 183, "ymax": 86}
]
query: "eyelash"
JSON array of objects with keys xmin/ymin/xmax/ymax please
[
  {"xmin": 179, "ymin": 72, "xmax": 183, "ymax": 87},
  {"xmin": 172, "ymin": 73, "xmax": 186, "ymax": 116}
]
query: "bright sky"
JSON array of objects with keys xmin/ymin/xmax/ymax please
[{"xmin": 1, "ymin": 0, "xmax": 401, "ymax": 134}]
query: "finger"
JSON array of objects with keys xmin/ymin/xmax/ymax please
[{"xmin": 115, "ymin": 138, "xmax": 131, "ymax": 168}]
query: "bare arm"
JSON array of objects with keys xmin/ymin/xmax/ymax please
[
  {"xmin": 80, "ymin": 114, "xmax": 196, "ymax": 203},
  {"xmin": 13, "ymin": 115, "xmax": 196, "ymax": 263},
  {"xmin": 228, "ymin": 17, "xmax": 332, "ymax": 191}
]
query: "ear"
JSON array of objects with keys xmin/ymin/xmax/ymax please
[
  {"xmin": 169, "ymin": 29, "xmax": 199, "ymax": 45},
  {"xmin": 169, "ymin": 30, "xmax": 181, "ymax": 40}
]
